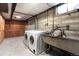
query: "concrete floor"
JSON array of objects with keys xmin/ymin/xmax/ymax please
[{"xmin": 0, "ymin": 36, "xmax": 49, "ymax": 56}]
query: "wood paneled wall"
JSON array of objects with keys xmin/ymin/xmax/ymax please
[
  {"xmin": 0, "ymin": 15, "xmax": 5, "ymax": 43},
  {"xmin": 5, "ymin": 20, "xmax": 26, "ymax": 38}
]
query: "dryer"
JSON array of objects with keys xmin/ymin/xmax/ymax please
[
  {"xmin": 24, "ymin": 31, "xmax": 30, "ymax": 48},
  {"xmin": 28, "ymin": 30, "xmax": 47, "ymax": 55}
]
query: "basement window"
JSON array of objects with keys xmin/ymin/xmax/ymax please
[
  {"xmin": 57, "ymin": 3, "xmax": 68, "ymax": 14},
  {"xmin": 68, "ymin": 2, "xmax": 79, "ymax": 11},
  {"xmin": 57, "ymin": 2, "xmax": 79, "ymax": 15}
]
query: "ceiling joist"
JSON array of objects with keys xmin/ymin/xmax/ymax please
[{"xmin": 10, "ymin": 3, "xmax": 17, "ymax": 20}]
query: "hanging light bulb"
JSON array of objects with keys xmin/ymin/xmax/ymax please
[{"xmin": 15, "ymin": 15, "xmax": 22, "ymax": 19}]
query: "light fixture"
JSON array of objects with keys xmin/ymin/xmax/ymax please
[{"xmin": 15, "ymin": 15, "xmax": 22, "ymax": 19}]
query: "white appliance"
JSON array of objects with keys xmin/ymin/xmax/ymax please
[
  {"xmin": 24, "ymin": 31, "xmax": 30, "ymax": 48},
  {"xmin": 25, "ymin": 30, "xmax": 47, "ymax": 55}
]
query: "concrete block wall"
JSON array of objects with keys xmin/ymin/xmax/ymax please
[
  {"xmin": 54, "ymin": 12, "xmax": 79, "ymax": 31},
  {"xmin": 27, "ymin": 9, "xmax": 55, "ymax": 32},
  {"xmin": 26, "ymin": 9, "xmax": 79, "ymax": 41},
  {"xmin": 26, "ymin": 17, "xmax": 36, "ymax": 30},
  {"xmin": 37, "ymin": 9, "xmax": 55, "ymax": 32},
  {"xmin": 54, "ymin": 11, "xmax": 79, "ymax": 40}
]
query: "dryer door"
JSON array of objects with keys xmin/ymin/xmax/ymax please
[
  {"xmin": 30, "ymin": 35, "xmax": 34, "ymax": 44},
  {"xmin": 24, "ymin": 33, "xmax": 29, "ymax": 47},
  {"xmin": 29, "ymin": 35, "xmax": 36, "ymax": 54},
  {"xmin": 25, "ymin": 34, "xmax": 27, "ymax": 41}
]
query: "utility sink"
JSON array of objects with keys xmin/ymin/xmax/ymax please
[{"xmin": 43, "ymin": 31, "xmax": 77, "ymax": 41}]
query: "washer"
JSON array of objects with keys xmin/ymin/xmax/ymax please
[{"xmin": 28, "ymin": 30, "xmax": 47, "ymax": 55}]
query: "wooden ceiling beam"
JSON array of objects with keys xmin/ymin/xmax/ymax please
[{"xmin": 10, "ymin": 3, "xmax": 17, "ymax": 20}]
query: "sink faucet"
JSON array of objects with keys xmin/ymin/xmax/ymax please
[{"xmin": 50, "ymin": 25, "xmax": 70, "ymax": 38}]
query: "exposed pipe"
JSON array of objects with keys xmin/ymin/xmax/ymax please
[
  {"xmin": 46, "ymin": 10, "xmax": 48, "ymax": 26},
  {"xmin": 35, "ymin": 16, "xmax": 38, "ymax": 30}
]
